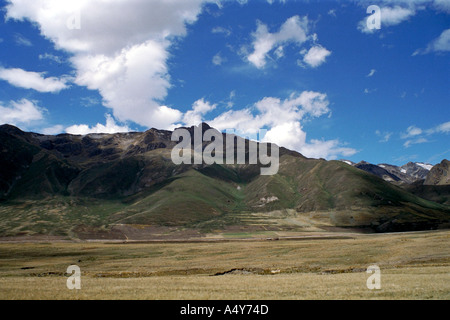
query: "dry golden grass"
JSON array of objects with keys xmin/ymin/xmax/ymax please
[
  {"xmin": 0, "ymin": 230, "xmax": 449, "ymax": 299},
  {"xmin": 1, "ymin": 266, "xmax": 449, "ymax": 300}
]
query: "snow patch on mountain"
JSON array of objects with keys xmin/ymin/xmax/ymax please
[{"xmin": 416, "ymin": 163, "xmax": 433, "ymax": 171}]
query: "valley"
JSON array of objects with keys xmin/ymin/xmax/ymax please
[{"xmin": 0, "ymin": 229, "xmax": 448, "ymax": 299}]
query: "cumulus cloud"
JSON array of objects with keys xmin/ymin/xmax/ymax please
[
  {"xmin": 5, "ymin": 0, "xmax": 207, "ymax": 129},
  {"xmin": 0, "ymin": 67, "xmax": 69, "ymax": 93},
  {"xmin": 0, "ymin": 99, "xmax": 45, "ymax": 126},
  {"xmin": 184, "ymin": 91, "xmax": 356, "ymax": 159},
  {"xmin": 358, "ymin": 6, "xmax": 416, "ymax": 33},
  {"xmin": 41, "ymin": 124, "xmax": 64, "ymax": 135},
  {"xmin": 302, "ymin": 46, "xmax": 332, "ymax": 68},
  {"xmin": 413, "ymin": 28, "xmax": 450, "ymax": 55},
  {"xmin": 262, "ymin": 123, "xmax": 356, "ymax": 160},
  {"xmin": 247, "ymin": 16, "xmax": 309, "ymax": 68},
  {"xmin": 401, "ymin": 125, "xmax": 423, "ymax": 139},
  {"xmin": 207, "ymin": 91, "xmax": 330, "ymax": 134},
  {"xmin": 246, "ymin": 16, "xmax": 331, "ymax": 69},
  {"xmin": 65, "ymin": 114, "xmax": 130, "ymax": 135},
  {"xmin": 297, "ymin": 139, "xmax": 357, "ymax": 160},
  {"xmin": 357, "ymin": 0, "xmax": 450, "ymax": 34},
  {"xmin": 71, "ymin": 39, "xmax": 182, "ymax": 128},
  {"xmin": 182, "ymin": 98, "xmax": 217, "ymax": 126}
]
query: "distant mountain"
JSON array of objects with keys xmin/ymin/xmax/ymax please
[
  {"xmin": 340, "ymin": 160, "xmax": 434, "ymax": 184},
  {"xmin": 353, "ymin": 161, "xmax": 401, "ymax": 183},
  {"xmin": 403, "ymin": 180, "xmax": 450, "ymax": 206},
  {"xmin": 0, "ymin": 123, "xmax": 449, "ymax": 239},
  {"xmin": 425, "ymin": 159, "xmax": 450, "ymax": 186},
  {"xmin": 379, "ymin": 162, "xmax": 432, "ymax": 184},
  {"xmin": 339, "ymin": 159, "xmax": 450, "ymax": 208}
]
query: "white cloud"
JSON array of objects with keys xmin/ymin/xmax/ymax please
[
  {"xmin": 274, "ymin": 46, "xmax": 284, "ymax": 59},
  {"xmin": 427, "ymin": 121, "xmax": 450, "ymax": 134},
  {"xmin": 212, "ymin": 52, "xmax": 226, "ymax": 66},
  {"xmin": 432, "ymin": 29, "xmax": 450, "ymax": 51},
  {"xmin": 434, "ymin": 0, "xmax": 450, "ymax": 13},
  {"xmin": 14, "ymin": 33, "xmax": 32, "ymax": 46},
  {"xmin": 297, "ymin": 139, "xmax": 357, "ymax": 160},
  {"xmin": 259, "ymin": 119, "xmax": 357, "ymax": 159},
  {"xmin": 404, "ymin": 137, "xmax": 428, "ymax": 148},
  {"xmin": 400, "ymin": 121, "xmax": 450, "ymax": 148},
  {"xmin": 0, "ymin": 67, "xmax": 69, "ymax": 93},
  {"xmin": 379, "ymin": 6, "xmax": 416, "ymax": 26},
  {"xmin": 39, "ymin": 53, "xmax": 64, "ymax": 64},
  {"xmin": 211, "ymin": 26, "xmax": 231, "ymax": 37},
  {"xmin": 263, "ymin": 121, "xmax": 306, "ymax": 150},
  {"xmin": 0, "ymin": 99, "xmax": 45, "ymax": 126},
  {"xmin": 401, "ymin": 125, "xmax": 423, "ymax": 139},
  {"xmin": 247, "ymin": 16, "xmax": 309, "ymax": 68},
  {"xmin": 65, "ymin": 114, "xmax": 130, "ymax": 135},
  {"xmin": 208, "ymin": 91, "xmax": 330, "ymax": 135},
  {"xmin": 185, "ymin": 91, "xmax": 356, "ymax": 159},
  {"xmin": 5, "ymin": 0, "xmax": 207, "ymax": 129},
  {"xmin": 262, "ymin": 122, "xmax": 356, "ymax": 159},
  {"xmin": 364, "ymin": 88, "xmax": 377, "ymax": 94},
  {"xmin": 71, "ymin": 40, "xmax": 182, "ymax": 128},
  {"xmin": 435, "ymin": 121, "xmax": 450, "ymax": 133},
  {"xmin": 41, "ymin": 124, "xmax": 64, "ymax": 135},
  {"xmin": 413, "ymin": 28, "xmax": 450, "ymax": 55},
  {"xmin": 80, "ymin": 96, "xmax": 100, "ymax": 107},
  {"xmin": 6, "ymin": 0, "xmax": 204, "ymax": 54},
  {"xmin": 358, "ymin": 6, "xmax": 416, "ymax": 33},
  {"xmin": 302, "ymin": 46, "xmax": 332, "ymax": 68},
  {"xmin": 183, "ymin": 99, "xmax": 217, "ymax": 126},
  {"xmin": 376, "ymin": 130, "xmax": 393, "ymax": 142},
  {"xmin": 367, "ymin": 69, "xmax": 376, "ymax": 77}
]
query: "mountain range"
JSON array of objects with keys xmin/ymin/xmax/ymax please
[
  {"xmin": 340, "ymin": 159, "xmax": 450, "ymax": 206},
  {"xmin": 340, "ymin": 160, "xmax": 435, "ymax": 184},
  {"xmin": 0, "ymin": 123, "xmax": 449, "ymax": 239}
]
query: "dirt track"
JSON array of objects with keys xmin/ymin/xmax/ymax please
[{"xmin": 1, "ymin": 229, "xmax": 446, "ymax": 244}]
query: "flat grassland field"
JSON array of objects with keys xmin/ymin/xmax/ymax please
[{"xmin": 0, "ymin": 230, "xmax": 449, "ymax": 300}]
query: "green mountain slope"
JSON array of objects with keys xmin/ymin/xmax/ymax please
[{"xmin": 0, "ymin": 124, "xmax": 449, "ymax": 238}]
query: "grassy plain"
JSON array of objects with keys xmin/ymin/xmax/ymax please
[{"xmin": 0, "ymin": 230, "xmax": 449, "ymax": 300}]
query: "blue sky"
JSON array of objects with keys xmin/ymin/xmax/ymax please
[{"xmin": 0, "ymin": 0, "xmax": 448, "ymax": 165}]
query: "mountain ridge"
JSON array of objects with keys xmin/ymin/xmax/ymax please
[
  {"xmin": 340, "ymin": 159, "xmax": 437, "ymax": 185},
  {"xmin": 0, "ymin": 123, "xmax": 449, "ymax": 239}
]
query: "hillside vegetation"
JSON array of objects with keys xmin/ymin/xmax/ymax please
[{"xmin": 0, "ymin": 124, "xmax": 449, "ymax": 239}]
